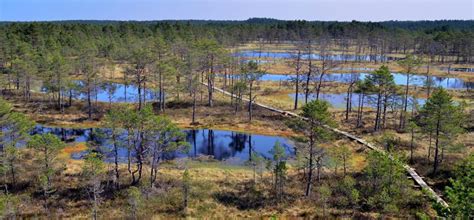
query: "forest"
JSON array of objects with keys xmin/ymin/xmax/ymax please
[{"xmin": 0, "ymin": 19, "xmax": 473, "ymax": 218}]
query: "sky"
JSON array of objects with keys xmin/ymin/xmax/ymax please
[{"xmin": 1, "ymin": 0, "xmax": 473, "ymax": 21}]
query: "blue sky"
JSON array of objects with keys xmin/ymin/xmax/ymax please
[{"xmin": 1, "ymin": 0, "xmax": 473, "ymax": 21}]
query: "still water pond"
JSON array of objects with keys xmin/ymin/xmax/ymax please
[
  {"xmin": 236, "ymin": 50, "xmax": 397, "ymax": 62},
  {"xmin": 237, "ymin": 51, "xmax": 474, "ymax": 73},
  {"xmin": 255, "ymin": 73, "xmax": 469, "ymax": 89},
  {"xmin": 289, "ymin": 93, "xmax": 426, "ymax": 109},
  {"xmin": 31, "ymin": 126, "xmax": 296, "ymax": 164},
  {"xmin": 42, "ymin": 81, "xmax": 157, "ymax": 103}
]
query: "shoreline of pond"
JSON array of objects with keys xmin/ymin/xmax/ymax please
[{"xmin": 31, "ymin": 124, "xmax": 299, "ymax": 165}]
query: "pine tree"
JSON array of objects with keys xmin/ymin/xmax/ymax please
[
  {"xmin": 289, "ymin": 100, "xmax": 335, "ymax": 197},
  {"xmin": 82, "ymin": 152, "xmax": 106, "ymax": 220},
  {"xmin": 445, "ymin": 154, "xmax": 473, "ymax": 218},
  {"xmin": 398, "ymin": 55, "xmax": 422, "ymax": 130},
  {"xmin": 269, "ymin": 141, "xmax": 286, "ymax": 203},
  {"xmin": 27, "ymin": 133, "xmax": 65, "ymax": 211},
  {"xmin": 417, "ymin": 88, "xmax": 465, "ymax": 173},
  {"xmin": 366, "ymin": 65, "xmax": 395, "ymax": 131}
]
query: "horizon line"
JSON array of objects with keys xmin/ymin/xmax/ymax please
[{"xmin": 1, "ymin": 18, "xmax": 474, "ymax": 23}]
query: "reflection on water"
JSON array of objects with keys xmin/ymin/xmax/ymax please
[
  {"xmin": 42, "ymin": 81, "xmax": 157, "ymax": 103},
  {"xmin": 289, "ymin": 93, "xmax": 426, "ymax": 110},
  {"xmin": 235, "ymin": 51, "xmax": 400, "ymax": 62},
  {"xmin": 358, "ymin": 73, "xmax": 467, "ymax": 89},
  {"xmin": 251, "ymin": 72, "xmax": 468, "ymax": 89},
  {"xmin": 79, "ymin": 82, "xmax": 156, "ymax": 103},
  {"xmin": 31, "ymin": 125, "xmax": 296, "ymax": 164},
  {"xmin": 236, "ymin": 51, "xmax": 474, "ymax": 73},
  {"xmin": 31, "ymin": 126, "xmax": 91, "ymax": 143},
  {"xmin": 182, "ymin": 129, "xmax": 294, "ymax": 162}
]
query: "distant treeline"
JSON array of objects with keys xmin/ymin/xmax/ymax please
[
  {"xmin": 1, "ymin": 18, "xmax": 473, "ymax": 29},
  {"xmin": 1, "ymin": 18, "xmax": 473, "ymax": 63}
]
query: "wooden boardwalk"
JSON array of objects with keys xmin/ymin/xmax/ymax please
[{"xmin": 206, "ymin": 83, "xmax": 449, "ymax": 208}]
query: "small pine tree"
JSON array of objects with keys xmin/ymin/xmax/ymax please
[
  {"xmin": 82, "ymin": 152, "xmax": 106, "ymax": 220},
  {"xmin": 0, "ymin": 193, "xmax": 20, "ymax": 218},
  {"xmin": 27, "ymin": 133, "xmax": 65, "ymax": 210},
  {"xmin": 249, "ymin": 153, "xmax": 265, "ymax": 184},
  {"xmin": 417, "ymin": 88, "xmax": 465, "ymax": 173},
  {"xmin": 269, "ymin": 141, "xmax": 286, "ymax": 203},
  {"xmin": 289, "ymin": 100, "xmax": 334, "ymax": 197},
  {"xmin": 319, "ymin": 184, "xmax": 332, "ymax": 216},
  {"xmin": 127, "ymin": 186, "xmax": 142, "ymax": 219},
  {"xmin": 444, "ymin": 154, "xmax": 473, "ymax": 218},
  {"xmin": 363, "ymin": 151, "xmax": 415, "ymax": 213}
]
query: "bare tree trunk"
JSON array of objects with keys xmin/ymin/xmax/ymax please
[
  {"xmin": 159, "ymin": 69, "xmax": 164, "ymax": 111},
  {"xmin": 192, "ymin": 88, "xmax": 197, "ymax": 124},
  {"xmin": 433, "ymin": 119, "xmax": 440, "ymax": 174},
  {"xmin": 382, "ymin": 94, "xmax": 389, "ymax": 129},
  {"xmin": 399, "ymin": 74, "xmax": 410, "ymax": 130},
  {"xmin": 230, "ymin": 73, "xmax": 234, "ymax": 105},
  {"xmin": 93, "ymin": 190, "xmax": 98, "ymax": 220},
  {"xmin": 315, "ymin": 72, "xmax": 324, "ymax": 100},
  {"xmin": 127, "ymin": 133, "xmax": 133, "ymax": 182},
  {"xmin": 248, "ymin": 82, "xmax": 253, "ymax": 122},
  {"xmin": 112, "ymin": 131, "xmax": 120, "ymax": 189},
  {"xmin": 223, "ymin": 68, "xmax": 227, "ymax": 89},
  {"xmin": 87, "ymin": 81, "xmax": 92, "ymax": 120},
  {"xmin": 357, "ymin": 93, "xmax": 365, "ymax": 128},
  {"xmin": 57, "ymin": 72, "xmax": 62, "ymax": 109},
  {"xmin": 374, "ymin": 93, "xmax": 382, "ymax": 131},
  {"xmin": 305, "ymin": 42, "xmax": 313, "ymax": 104},
  {"xmin": 410, "ymin": 127, "xmax": 415, "ymax": 163},
  {"xmin": 316, "ymin": 157, "xmax": 321, "ymax": 182},
  {"xmin": 294, "ymin": 49, "xmax": 302, "ymax": 110},
  {"xmin": 68, "ymin": 89, "xmax": 72, "ymax": 107},
  {"xmin": 345, "ymin": 84, "xmax": 353, "ymax": 121},
  {"xmin": 124, "ymin": 73, "xmax": 128, "ymax": 102},
  {"xmin": 137, "ymin": 71, "xmax": 142, "ymax": 111},
  {"xmin": 428, "ymin": 132, "xmax": 432, "ymax": 160},
  {"xmin": 426, "ymin": 65, "xmax": 432, "ymax": 97},
  {"xmin": 207, "ymin": 57, "xmax": 214, "ymax": 107},
  {"xmin": 143, "ymin": 81, "xmax": 147, "ymax": 108},
  {"xmin": 305, "ymin": 131, "xmax": 314, "ymax": 197}
]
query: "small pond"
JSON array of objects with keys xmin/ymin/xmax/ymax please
[
  {"xmin": 248, "ymin": 72, "xmax": 469, "ymax": 89},
  {"xmin": 289, "ymin": 93, "xmax": 426, "ymax": 110},
  {"xmin": 235, "ymin": 51, "xmax": 401, "ymax": 62},
  {"xmin": 41, "ymin": 81, "xmax": 158, "ymax": 103},
  {"xmin": 30, "ymin": 125, "xmax": 296, "ymax": 164}
]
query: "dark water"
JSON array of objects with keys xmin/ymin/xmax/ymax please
[
  {"xmin": 236, "ymin": 51, "xmax": 400, "ymax": 62},
  {"xmin": 289, "ymin": 93, "xmax": 426, "ymax": 109},
  {"xmin": 30, "ymin": 126, "xmax": 296, "ymax": 164},
  {"xmin": 42, "ymin": 81, "xmax": 157, "ymax": 103},
  {"xmin": 254, "ymin": 72, "xmax": 468, "ymax": 89}
]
